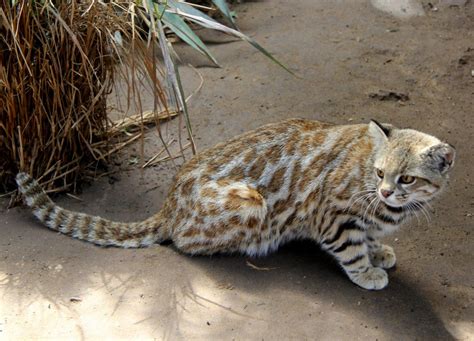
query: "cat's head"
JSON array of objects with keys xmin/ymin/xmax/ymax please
[{"xmin": 368, "ymin": 120, "xmax": 455, "ymax": 208}]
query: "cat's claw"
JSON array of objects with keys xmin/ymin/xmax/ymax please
[
  {"xmin": 349, "ymin": 267, "xmax": 388, "ymax": 290},
  {"xmin": 370, "ymin": 244, "xmax": 396, "ymax": 269}
]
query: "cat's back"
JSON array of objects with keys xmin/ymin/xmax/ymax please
[
  {"xmin": 181, "ymin": 119, "xmax": 335, "ymax": 171},
  {"xmin": 173, "ymin": 119, "xmax": 369, "ymax": 189}
]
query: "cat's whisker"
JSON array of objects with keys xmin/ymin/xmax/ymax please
[
  {"xmin": 422, "ymin": 200, "xmax": 434, "ymax": 212},
  {"xmin": 362, "ymin": 194, "xmax": 378, "ymax": 224},
  {"xmin": 345, "ymin": 192, "xmax": 375, "ymax": 213},
  {"xmin": 362, "ymin": 185, "xmax": 377, "ymax": 192},
  {"xmin": 407, "ymin": 202, "xmax": 421, "ymax": 225},
  {"xmin": 414, "ymin": 200, "xmax": 432, "ymax": 223},
  {"xmin": 344, "ymin": 190, "xmax": 375, "ymax": 212},
  {"xmin": 347, "ymin": 189, "xmax": 374, "ymax": 203},
  {"xmin": 370, "ymin": 197, "xmax": 381, "ymax": 219},
  {"xmin": 411, "ymin": 200, "xmax": 429, "ymax": 223},
  {"xmin": 346, "ymin": 190, "xmax": 373, "ymax": 204},
  {"xmin": 410, "ymin": 202, "xmax": 417, "ymax": 220}
]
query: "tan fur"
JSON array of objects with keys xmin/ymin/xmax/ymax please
[{"xmin": 16, "ymin": 118, "xmax": 455, "ymax": 290}]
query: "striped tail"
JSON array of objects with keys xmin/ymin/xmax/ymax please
[{"xmin": 15, "ymin": 172, "xmax": 169, "ymax": 248}]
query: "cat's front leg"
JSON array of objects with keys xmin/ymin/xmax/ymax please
[
  {"xmin": 366, "ymin": 236, "xmax": 397, "ymax": 269},
  {"xmin": 321, "ymin": 221, "xmax": 388, "ymax": 290}
]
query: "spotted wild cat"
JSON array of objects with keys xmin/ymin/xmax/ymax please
[{"xmin": 16, "ymin": 119, "xmax": 455, "ymax": 290}]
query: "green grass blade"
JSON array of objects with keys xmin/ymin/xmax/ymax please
[
  {"xmin": 211, "ymin": 0, "xmax": 237, "ymax": 29},
  {"xmin": 156, "ymin": 19, "xmax": 197, "ymax": 154},
  {"xmin": 167, "ymin": 0, "xmax": 215, "ymax": 22},
  {"xmin": 162, "ymin": 11, "xmax": 220, "ymax": 66},
  {"xmin": 171, "ymin": 6, "xmax": 295, "ymax": 75}
]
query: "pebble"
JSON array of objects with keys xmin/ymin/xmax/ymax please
[{"xmin": 440, "ymin": 0, "xmax": 468, "ymax": 6}]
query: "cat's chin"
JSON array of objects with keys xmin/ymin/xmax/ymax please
[
  {"xmin": 378, "ymin": 196, "xmax": 405, "ymax": 208},
  {"xmin": 381, "ymin": 203, "xmax": 406, "ymax": 213},
  {"xmin": 380, "ymin": 199, "xmax": 408, "ymax": 211}
]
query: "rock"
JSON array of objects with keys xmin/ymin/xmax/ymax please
[
  {"xmin": 439, "ymin": 0, "xmax": 468, "ymax": 6},
  {"xmin": 368, "ymin": 90, "xmax": 410, "ymax": 102}
]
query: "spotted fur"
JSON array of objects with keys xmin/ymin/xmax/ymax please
[{"xmin": 16, "ymin": 118, "xmax": 455, "ymax": 290}]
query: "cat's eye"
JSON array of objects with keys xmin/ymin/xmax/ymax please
[
  {"xmin": 375, "ymin": 168, "xmax": 384, "ymax": 178},
  {"xmin": 399, "ymin": 175, "xmax": 416, "ymax": 184}
]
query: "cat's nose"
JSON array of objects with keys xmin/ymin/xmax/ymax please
[{"xmin": 381, "ymin": 189, "xmax": 394, "ymax": 198}]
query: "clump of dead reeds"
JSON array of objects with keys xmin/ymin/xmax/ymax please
[
  {"xmin": 1, "ymin": 0, "xmax": 287, "ymax": 196},
  {"xmin": 0, "ymin": 1, "xmax": 119, "ymax": 192},
  {"xmin": 0, "ymin": 1, "xmax": 174, "ymax": 194}
]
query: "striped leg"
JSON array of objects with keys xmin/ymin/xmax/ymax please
[
  {"xmin": 321, "ymin": 220, "xmax": 388, "ymax": 290},
  {"xmin": 173, "ymin": 181, "xmax": 268, "ymax": 256},
  {"xmin": 366, "ymin": 236, "xmax": 397, "ymax": 269}
]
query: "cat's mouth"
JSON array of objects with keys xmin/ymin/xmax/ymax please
[
  {"xmin": 381, "ymin": 200, "xmax": 428, "ymax": 215},
  {"xmin": 377, "ymin": 194, "xmax": 404, "ymax": 208},
  {"xmin": 381, "ymin": 200, "xmax": 411, "ymax": 212},
  {"xmin": 380, "ymin": 196, "xmax": 427, "ymax": 213}
]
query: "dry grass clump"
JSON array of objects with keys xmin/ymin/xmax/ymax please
[
  {"xmin": 0, "ymin": 0, "xmax": 286, "ymax": 195},
  {"xmin": 0, "ymin": 1, "xmax": 118, "ymax": 192},
  {"xmin": 0, "ymin": 1, "xmax": 173, "ymax": 194}
]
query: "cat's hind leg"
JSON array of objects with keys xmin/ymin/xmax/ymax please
[{"xmin": 173, "ymin": 180, "xmax": 268, "ymax": 256}]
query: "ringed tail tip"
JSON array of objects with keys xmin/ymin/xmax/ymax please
[{"xmin": 15, "ymin": 172, "xmax": 51, "ymax": 208}]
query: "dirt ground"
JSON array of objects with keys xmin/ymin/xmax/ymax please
[{"xmin": 1, "ymin": 0, "xmax": 473, "ymax": 339}]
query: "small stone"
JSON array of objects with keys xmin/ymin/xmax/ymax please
[
  {"xmin": 369, "ymin": 90, "xmax": 409, "ymax": 102},
  {"xmin": 439, "ymin": 0, "xmax": 467, "ymax": 6}
]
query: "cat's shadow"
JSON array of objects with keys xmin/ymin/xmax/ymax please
[
  {"xmin": 0, "ymin": 209, "xmax": 455, "ymax": 339},
  {"xmin": 177, "ymin": 239, "xmax": 455, "ymax": 340}
]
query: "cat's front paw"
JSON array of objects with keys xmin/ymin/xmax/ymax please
[
  {"xmin": 349, "ymin": 267, "xmax": 388, "ymax": 290},
  {"xmin": 370, "ymin": 244, "xmax": 396, "ymax": 269}
]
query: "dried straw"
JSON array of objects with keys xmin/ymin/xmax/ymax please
[
  {"xmin": 1, "ymin": 1, "xmax": 114, "ymax": 192},
  {"xmin": 0, "ymin": 0, "xmax": 226, "ymax": 195},
  {"xmin": 0, "ymin": 1, "xmax": 176, "ymax": 194}
]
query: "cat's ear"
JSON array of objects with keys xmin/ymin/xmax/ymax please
[
  {"xmin": 368, "ymin": 120, "xmax": 390, "ymax": 145},
  {"xmin": 424, "ymin": 143, "xmax": 456, "ymax": 174}
]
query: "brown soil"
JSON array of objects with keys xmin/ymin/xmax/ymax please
[{"xmin": 1, "ymin": 1, "xmax": 473, "ymax": 339}]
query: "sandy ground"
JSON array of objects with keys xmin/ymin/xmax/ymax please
[{"xmin": 1, "ymin": 0, "xmax": 473, "ymax": 339}]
